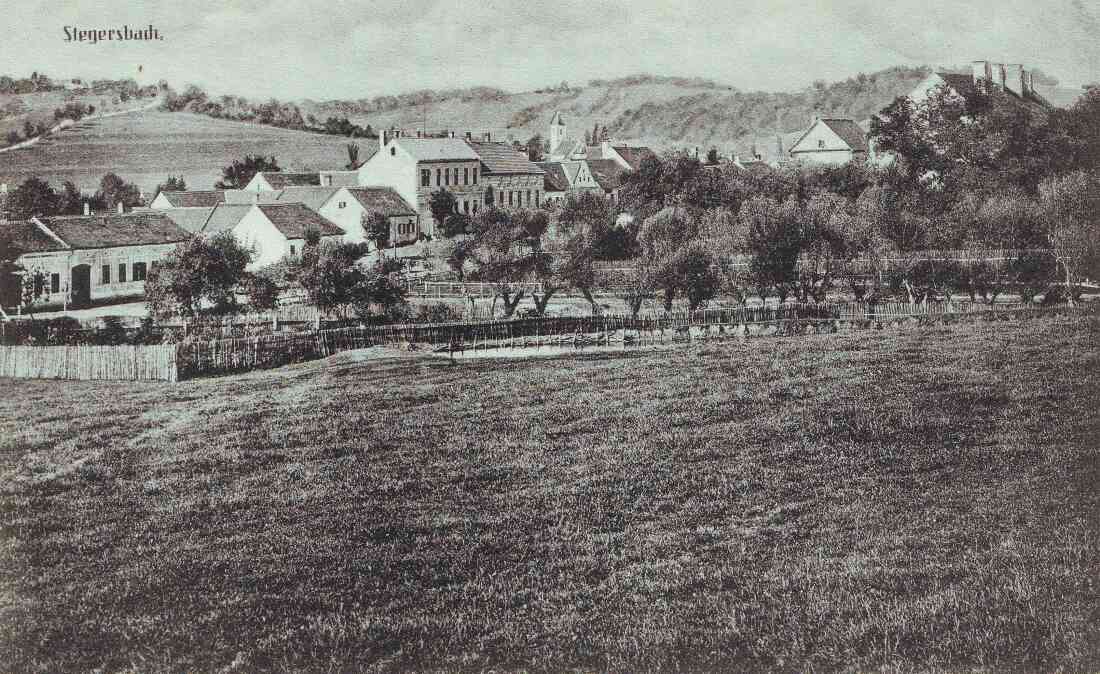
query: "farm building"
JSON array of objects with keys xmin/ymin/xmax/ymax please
[{"xmin": 4, "ymin": 212, "xmax": 192, "ymax": 309}]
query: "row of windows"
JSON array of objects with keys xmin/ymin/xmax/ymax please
[
  {"xmin": 100, "ymin": 262, "xmax": 147, "ymax": 285},
  {"xmin": 396, "ymin": 221, "xmax": 416, "ymax": 235},
  {"xmin": 421, "ymin": 165, "xmax": 478, "ymax": 188},
  {"xmin": 494, "ymin": 190, "xmax": 541, "ymax": 209}
]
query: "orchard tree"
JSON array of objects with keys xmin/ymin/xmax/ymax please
[
  {"xmin": 94, "ymin": 173, "xmax": 143, "ymax": 212},
  {"xmin": 362, "ymin": 211, "xmax": 391, "ymax": 252},
  {"xmin": 144, "ymin": 232, "xmax": 253, "ymax": 317}
]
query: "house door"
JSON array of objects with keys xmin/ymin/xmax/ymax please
[{"xmin": 70, "ymin": 264, "xmax": 91, "ymax": 307}]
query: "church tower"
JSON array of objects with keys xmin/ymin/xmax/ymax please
[{"xmin": 549, "ymin": 111, "xmax": 566, "ymax": 152}]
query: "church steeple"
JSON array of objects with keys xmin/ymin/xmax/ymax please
[{"xmin": 549, "ymin": 111, "xmax": 566, "ymax": 151}]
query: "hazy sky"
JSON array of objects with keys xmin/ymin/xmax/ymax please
[{"xmin": 2, "ymin": 0, "xmax": 1097, "ymax": 100}]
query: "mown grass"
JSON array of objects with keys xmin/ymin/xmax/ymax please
[{"xmin": 1, "ymin": 317, "xmax": 1098, "ymax": 672}]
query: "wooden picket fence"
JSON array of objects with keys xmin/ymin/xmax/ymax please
[{"xmin": 0, "ymin": 344, "xmax": 179, "ymax": 382}]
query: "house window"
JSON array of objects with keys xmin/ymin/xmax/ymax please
[
  {"xmin": 463, "ymin": 200, "xmax": 469, "ymax": 214},
  {"xmin": 536, "ymin": 191, "xmax": 541, "ymax": 207},
  {"xmin": 338, "ymin": 201, "xmax": 347, "ymax": 208},
  {"xmin": 421, "ymin": 169, "xmax": 431, "ymax": 187},
  {"xmin": 472, "ymin": 200, "xmax": 478, "ymax": 214},
  {"xmin": 472, "ymin": 168, "xmax": 478, "ymax": 184},
  {"xmin": 290, "ymin": 244, "xmax": 297, "ymax": 255},
  {"xmin": 436, "ymin": 168, "xmax": 442, "ymax": 186},
  {"xmin": 526, "ymin": 190, "xmax": 531, "ymax": 206},
  {"xmin": 818, "ymin": 140, "xmax": 825, "ymax": 149},
  {"xmin": 508, "ymin": 191, "xmax": 514, "ymax": 207},
  {"xmin": 101, "ymin": 265, "xmax": 110, "ymax": 284},
  {"xmin": 50, "ymin": 273, "xmax": 59, "ymax": 294},
  {"xmin": 133, "ymin": 262, "xmax": 147, "ymax": 281},
  {"xmin": 118, "ymin": 263, "xmax": 127, "ymax": 283},
  {"xmin": 464, "ymin": 167, "xmax": 469, "ymax": 185},
  {"xmin": 390, "ymin": 147, "xmax": 396, "ymax": 156}
]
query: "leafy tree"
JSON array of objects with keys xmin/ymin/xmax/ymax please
[
  {"xmin": 428, "ymin": 189, "xmax": 457, "ymax": 231},
  {"xmin": 153, "ymin": 176, "xmax": 187, "ymax": 198},
  {"xmin": 441, "ymin": 213, "xmax": 470, "ymax": 239},
  {"xmin": 637, "ymin": 206, "xmax": 698, "ymax": 311},
  {"xmin": 7, "ymin": 177, "xmax": 58, "ymax": 219},
  {"xmin": 215, "ymin": 155, "xmax": 279, "ymax": 189},
  {"xmin": 362, "ymin": 211, "xmax": 391, "ymax": 252},
  {"xmin": 553, "ymin": 192, "xmax": 616, "ymax": 311},
  {"xmin": 243, "ymin": 273, "xmax": 280, "ymax": 311},
  {"xmin": 56, "ymin": 181, "xmax": 84, "ymax": 215},
  {"xmin": 443, "ymin": 238, "xmax": 472, "ymax": 281},
  {"xmin": 94, "ymin": 173, "xmax": 143, "ymax": 212},
  {"xmin": 672, "ymin": 243, "xmax": 721, "ymax": 312},
  {"xmin": 526, "ymin": 134, "xmax": 544, "ymax": 162},
  {"xmin": 467, "ymin": 207, "xmax": 542, "ymax": 318},
  {"xmin": 741, "ymin": 195, "xmax": 801, "ymax": 302},
  {"xmin": 144, "ymin": 232, "xmax": 253, "ymax": 318}
]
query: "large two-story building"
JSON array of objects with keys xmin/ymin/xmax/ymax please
[
  {"xmin": 466, "ymin": 140, "xmax": 545, "ymax": 211},
  {"xmin": 356, "ymin": 132, "xmax": 484, "ymax": 237}
]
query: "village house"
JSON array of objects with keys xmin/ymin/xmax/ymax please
[
  {"xmin": 787, "ymin": 116, "xmax": 869, "ymax": 166},
  {"xmin": 585, "ymin": 159, "xmax": 630, "ymax": 204},
  {"xmin": 356, "ymin": 131, "xmax": 484, "ymax": 237},
  {"xmin": 149, "ymin": 189, "xmax": 228, "ymax": 210},
  {"xmin": 8, "ymin": 211, "xmax": 192, "ymax": 308},
  {"xmin": 244, "ymin": 172, "xmax": 322, "ymax": 192},
  {"xmin": 317, "ymin": 186, "xmax": 419, "ymax": 248},
  {"xmin": 465, "ymin": 140, "xmax": 545, "ymax": 211},
  {"xmin": 229, "ymin": 203, "xmax": 344, "ymax": 268},
  {"xmin": 539, "ymin": 163, "xmax": 570, "ymax": 203}
]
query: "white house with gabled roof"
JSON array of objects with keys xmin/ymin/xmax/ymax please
[{"xmin": 787, "ymin": 116, "xmax": 869, "ymax": 166}]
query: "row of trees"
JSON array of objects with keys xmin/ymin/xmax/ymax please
[{"xmin": 1, "ymin": 173, "xmax": 144, "ymax": 220}]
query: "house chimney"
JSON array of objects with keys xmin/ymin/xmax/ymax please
[
  {"xmin": 484, "ymin": 131, "xmax": 491, "ymax": 142},
  {"xmin": 83, "ymin": 202, "xmax": 89, "ymax": 216},
  {"xmin": 601, "ymin": 139, "xmax": 611, "ymax": 157},
  {"xmin": 448, "ymin": 130, "xmax": 455, "ymax": 139},
  {"xmin": 1006, "ymin": 64, "xmax": 1026, "ymax": 97},
  {"xmin": 971, "ymin": 60, "xmax": 991, "ymax": 85},
  {"xmin": 379, "ymin": 129, "xmax": 388, "ymax": 153},
  {"xmin": 416, "ymin": 129, "xmax": 422, "ymax": 138}
]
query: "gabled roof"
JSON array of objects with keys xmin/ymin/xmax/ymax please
[
  {"xmin": 273, "ymin": 186, "xmax": 342, "ymax": 212},
  {"xmin": 536, "ymin": 162, "xmax": 570, "ymax": 192},
  {"xmin": 155, "ymin": 190, "xmax": 227, "ymax": 208},
  {"xmin": 393, "ymin": 138, "xmax": 480, "ymax": 162},
  {"xmin": 550, "ymin": 137, "xmax": 584, "ymax": 158},
  {"xmin": 560, "ymin": 161, "xmax": 585, "ymax": 185},
  {"xmin": 790, "ymin": 118, "xmax": 869, "ymax": 154},
  {"xmin": 610, "ymin": 145, "xmax": 655, "ymax": 171},
  {"xmin": 202, "ymin": 204, "xmax": 254, "ymax": 234},
  {"xmin": 35, "ymin": 213, "xmax": 192, "ymax": 249},
  {"xmin": 1, "ymin": 220, "xmax": 68, "ymax": 253},
  {"xmin": 162, "ymin": 207, "xmax": 216, "ymax": 234},
  {"xmin": 256, "ymin": 172, "xmax": 321, "ymax": 189},
  {"xmin": 466, "ymin": 141, "xmax": 545, "ymax": 175},
  {"xmin": 254, "ymin": 203, "xmax": 345, "ymax": 239},
  {"xmin": 345, "ymin": 187, "xmax": 417, "ymax": 217},
  {"xmin": 586, "ymin": 159, "xmax": 627, "ymax": 190}
]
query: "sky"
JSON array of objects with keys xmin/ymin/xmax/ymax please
[{"xmin": 1, "ymin": 0, "xmax": 1097, "ymax": 100}]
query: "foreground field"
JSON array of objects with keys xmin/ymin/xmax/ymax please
[
  {"xmin": 0, "ymin": 111, "xmax": 353, "ymax": 195},
  {"xmin": 1, "ymin": 317, "xmax": 1098, "ymax": 672}
]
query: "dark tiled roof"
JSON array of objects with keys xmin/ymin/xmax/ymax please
[
  {"xmin": 819, "ymin": 119, "xmax": 869, "ymax": 152},
  {"xmin": 611, "ymin": 145, "xmax": 655, "ymax": 171},
  {"xmin": 537, "ymin": 162, "xmax": 570, "ymax": 192},
  {"xmin": 258, "ymin": 172, "xmax": 321, "ymax": 189},
  {"xmin": 201, "ymin": 205, "xmax": 255, "ymax": 234},
  {"xmin": 157, "ymin": 190, "xmax": 227, "ymax": 208},
  {"xmin": 586, "ymin": 159, "xmax": 627, "ymax": 190},
  {"xmin": 395, "ymin": 138, "xmax": 480, "ymax": 161},
  {"xmin": 1, "ymin": 220, "xmax": 68, "ymax": 253},
  {"xmin": 466, "ymin": 141, "xmax": 545, "ymax": 175},
  {"xmin": 162, "ymin": 207, "xmax": 216, "ymax": 234},
  {"xmin": 37, "ymin": 213, "xmax": 192, "ymax": 249},
  {"xmin": 254, "ymin": 203, "xmax": 344, "ymax": 239},
  {"xmin": 346, "ymin": 187, "xmax": 417, "ymax": 217},
  {"xmin": 550, "ymin": 137, "xmax": 583, "ymax": 158}
]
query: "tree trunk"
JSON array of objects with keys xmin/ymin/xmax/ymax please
[{"xmin": 533, "ymin": 287, "xmax": 558, "ymax": 316}]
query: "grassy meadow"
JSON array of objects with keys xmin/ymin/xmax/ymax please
[
  {"xmin": 1, "ymin": 316, "xmax": 1098, "ymax": 672},
  {"xmin": 0, "ymin": 111, "xmax": 354, "ymax": 195}
]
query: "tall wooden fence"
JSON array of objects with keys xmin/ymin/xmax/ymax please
[{"xmin": 0, "ymin": 344, "xmax": 178, "ymax": 382}]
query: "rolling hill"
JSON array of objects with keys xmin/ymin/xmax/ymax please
[{"xmin": 0, "ymin": 111, "xmax": 355, "ymax": 196}]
